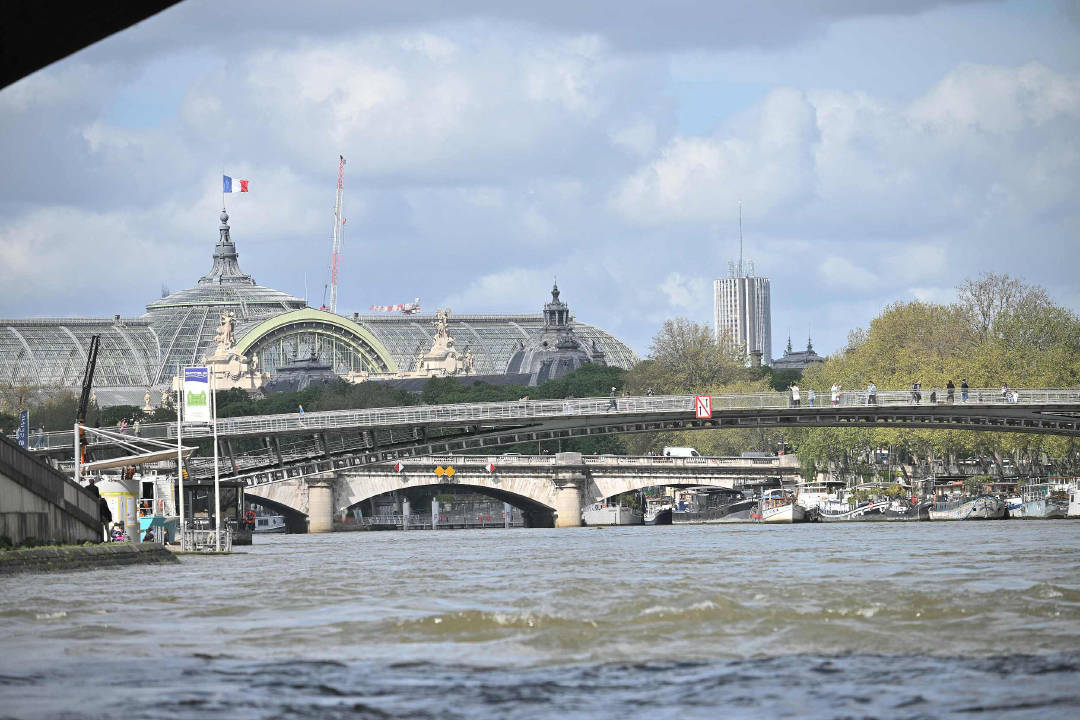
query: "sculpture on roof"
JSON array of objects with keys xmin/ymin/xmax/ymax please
[
  {"xmin": 143, "ymin": 388, "xmax": 153, "ymax": 411},
  {"xmin": 215, "ymin": 311, "xmax": 236, "ymax": 353},
  {"xmin": 402, "ymin": 308, "xmax": 473, "ymax": 378}
]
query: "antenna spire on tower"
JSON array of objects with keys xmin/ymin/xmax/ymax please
[{"xmin": 738, "ymin": 200, "xmax": 743, "ymax": 277}]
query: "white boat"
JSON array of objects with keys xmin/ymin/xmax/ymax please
[
  {"xmin": 582, "ymin": 502, "xmax": 643, "ymax": 526},
  {"xmin": 753, "ymin": 488, "xmax": 807, "ymax": 523},
  {"xmin": 252, "ymin": 513, "xmax": 287, "ymax": 533},
  {"xmin": 928, "ymin": 495, "xmax": 1006, "ymax": 520},
  {"xmin": 643, "ymin": 496, "xmax": 673, "ymax": 525},
  {"xmin": 1010, "ymin": 483, "xmax": 1068, "ymax": 519},
  {"xmin": 1069, "ymin": 481, "xmax": 1080, "ymax": 518}
]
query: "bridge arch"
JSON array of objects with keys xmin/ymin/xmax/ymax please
[
  {"xmin": 336, "ymin": 470, "xmax": 557, "ymax": 517},
  {"xmin": 242, "ymin": 492, "xmax": 309, "ymax": 533}
]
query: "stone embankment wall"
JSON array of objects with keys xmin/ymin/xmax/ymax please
[
  {"xmin": 0, "ymin": 433, "xmax": 100, "ymax": 545},
  {"xmin": 0, "ymin": 543, "xmax": 178, "ymax": 575}
]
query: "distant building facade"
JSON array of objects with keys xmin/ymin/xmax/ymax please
[
  {"xmin": 713, "ymin": 268, "xmax": 772, "ymax": 364},
  {"xmin": 771, "ymin": 336, "xmax": 825, "ymax": 371}
]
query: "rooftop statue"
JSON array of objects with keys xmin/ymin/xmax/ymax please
[{"xmin": 215, "ymin": 311, "xmax": 236, "ymax": 353}]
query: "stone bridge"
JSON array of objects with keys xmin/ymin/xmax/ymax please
[{"xmin": 245, "ymin": 452, "xmax": 802, "ymax": 530}]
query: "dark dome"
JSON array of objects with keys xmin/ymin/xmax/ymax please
[{"xmin": 506, "ymin": 284, "xmax": 606, "ymax": 385}]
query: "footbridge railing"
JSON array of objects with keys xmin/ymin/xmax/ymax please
[{"xmin": 24, "ymin": 387, "xmax": 1080, "ymax": 451}]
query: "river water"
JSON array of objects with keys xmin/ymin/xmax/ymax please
[{"xmin": 2, "ymin": 522, "xmax": 1079, "ymax": 719}]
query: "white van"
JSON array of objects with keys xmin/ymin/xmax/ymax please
[{"xmin": 663, "ymin": 446, "xmax": 700, "ymax": 457}]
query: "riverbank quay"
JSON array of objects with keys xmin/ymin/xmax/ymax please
[
  {"xmin": 1, "ymin": 433, "xmax": 100, "ymax": 546},
  {"xmin": 0, "ymin": 542, "xmax": 177, "ymax": 575}
]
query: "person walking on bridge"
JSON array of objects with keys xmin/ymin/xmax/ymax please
[
  {"xmin": 790, "ymin": 383, "xmax": 801, "ymax": 408},
  {"xmin": 607, "ymin": 387, "xmax": 617, "ymax": 411},
  {"xmin": 867, "ymin": 382, "xmax": 877, "ymax": 406},
  {"xmin": 946, "ymin": 380, "xmax": 955, "ymax": 404},
  {"xmin": 961, "ymin": 379, "xmax": 969, "ymax": 403},
  {"xmin": 831, "ymin": 383, "xmax": 841, "ymax": 407}
]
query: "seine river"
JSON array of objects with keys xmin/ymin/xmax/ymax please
[{"xmin": 2, "ymin": 522, "xmax": 1079, "ymax": 719}]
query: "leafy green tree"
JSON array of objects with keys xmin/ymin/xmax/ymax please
[{"xmin": 0, "ymin": 412, "xmax": 17, "ymax": 435}]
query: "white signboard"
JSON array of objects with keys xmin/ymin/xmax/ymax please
[
  {"xmin": 184, "ymin": 367, "xmax": 211, "ymax": 423},
  {"xmin": 695, "ymin": 395, "xmax": 712, "ymax": 419}
]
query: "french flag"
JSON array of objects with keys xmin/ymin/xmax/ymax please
[{"xmin": 223, "ymin": 175, "xmax": 249, "ymax": 193}]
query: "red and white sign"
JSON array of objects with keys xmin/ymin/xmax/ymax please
[
  {"xmin": 484, "ymin": 463, "xmax": 496, "ymax": 473},
  {"xmin": 393, "ymin": 462, "xmax": 404, "ymax": 473},
  {"xmin": 695, "ymin": 395, "xmax": 712, "ymax": 419}
]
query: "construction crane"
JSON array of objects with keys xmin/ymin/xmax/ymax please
[
  {"xmin": 325, "ymin": 154, "xmax": 346, "ymax": 314},
  {"xmin": 76, "ymin": 334, "xmax": 100, "ymax": 464},
  {"xmin": 369, "ymin": 298, "xmax": 422, "ymax": 314}
]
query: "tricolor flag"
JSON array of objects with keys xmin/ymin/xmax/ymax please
[{"xmin": 223, "ymin": 175, "xmax": 249, "ymax": 193}]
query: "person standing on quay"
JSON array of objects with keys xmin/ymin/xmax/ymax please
[
  {"xmin": 946, "ymin": 380, "xmax": 955, "ymax": 404},
  {"xmin": 961, "ymin": 379, "xmax": 969, "ymax": 403}
]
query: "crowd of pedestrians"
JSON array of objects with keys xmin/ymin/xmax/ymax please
[{"xmin": 789, "ymin": 379, "xmax": 1019, "ymax": 407}]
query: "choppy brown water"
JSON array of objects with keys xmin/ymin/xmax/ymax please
[{"xmin": 2, "ymin": 522, "xmax": 1079, "ymax": 718}]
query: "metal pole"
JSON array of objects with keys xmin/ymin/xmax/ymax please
[
  {"xmin": 73, "ymin": 422, "xmax": 81, "ymax": 486},
  {"xmin": 212, "ymin": 370, "xmax": 221, "ymax": 552},
  {"xmin": 177, "ymin": 364, "xmax": 185, "ymax": 547}
]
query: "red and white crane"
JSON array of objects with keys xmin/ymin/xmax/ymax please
[{"xmin": 324, "ymin": 155, "xmax": 346, "ymax": 314}]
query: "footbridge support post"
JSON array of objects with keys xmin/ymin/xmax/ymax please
[
  {"xmin": 553, "ymin": 452, "xmax": 585, "ymax": 528},
  {"xmin": 306, "ymin": 475, "xmax": 335, "ymax": 533}
]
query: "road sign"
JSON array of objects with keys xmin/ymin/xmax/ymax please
[
  {"xmin": 434, "ymin": 465, "xmax": 456, "ymax": 477},
  {"xmin": 695, "ymin": 395, "xmax": 712, "ymax": 419}
]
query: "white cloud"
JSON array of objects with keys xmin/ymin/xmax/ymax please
[
  {"xmin": 819, "ymin": 257, "xmax": 879, "ymax": 291},
  {"xmin": 659, "ymin": 272, "xmax": 709, "ymax": 310}
]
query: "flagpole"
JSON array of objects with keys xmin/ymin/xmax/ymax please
[{"xmin": 212, "ymin": 369, "xmax": 221, "ymax": 552}]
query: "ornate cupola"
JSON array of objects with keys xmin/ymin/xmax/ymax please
[
  {"xmin": 543, "ymin": 283, "xmax": 570, "ymax": 328},
  {"xmin": 199, "ymin": 209, "xmax": 254, "ymax": 286},
  {"xmin": 505, "ymin": 283, "xmax": 606, "ymax": 385}
]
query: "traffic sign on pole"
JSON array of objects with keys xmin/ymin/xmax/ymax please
[{"xmin": 695, "ymin": 395, "xmax": 712, "ymax": 419}]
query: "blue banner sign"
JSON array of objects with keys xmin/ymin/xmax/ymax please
[
  {"xmin": 17, "ymin": 410, "xmax": 29, "ymax": 449},
  {"xmin": 183, "ymin": 366, "xmax": 211, "ymax": 423}
]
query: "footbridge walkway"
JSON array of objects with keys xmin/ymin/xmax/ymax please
[{"xmin": 28, "ymin": 388, "xmax": 1080, "ymax": 488}]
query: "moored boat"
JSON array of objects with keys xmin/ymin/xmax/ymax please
[
  {"xmin": 928, "ymin": 495, "xmax": 1006, "ymax": 520},
  {"xmin": 751, "ymin": 488, "xmax": 807, "ymax": 523},
  {"xmin": 672, "ymin": 487, "xmax": 756, "ymax": 524},
  {"xmin": 253, "ymin": 512, "xmax": 288, "ymax": 533},
  {"xmin": 582, "ymin": 501, "xmax": 643, "ymax": 526},
  {"xmin": 1009, "ymin": 483, "xmax": 1068, "ymax": 519},
  {"xmin": 643, "ymin": 496, "xmax": 673, "ymax": 525}
]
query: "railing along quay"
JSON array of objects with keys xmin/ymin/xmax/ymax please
[{"xmin": 24, "ymin": 388, "xmax": 1080, "ymax": 451}]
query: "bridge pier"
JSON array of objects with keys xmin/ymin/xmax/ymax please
[
  {"xmin": 306, "ymin": 476, "xmax": 335, "ymax": 533},
  {"xmin": 553, "ymin": 452, "xmax": 585, "ymax": 528}
]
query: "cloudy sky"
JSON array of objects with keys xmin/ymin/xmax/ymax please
[{"xmin": 1, "ymin": 0, "xmax": 1077, "ymax": 359}]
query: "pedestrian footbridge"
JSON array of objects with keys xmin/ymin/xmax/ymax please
[{"xmin": 29, "ymin": 388, "xmax": 1080, "ymax": 488}]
